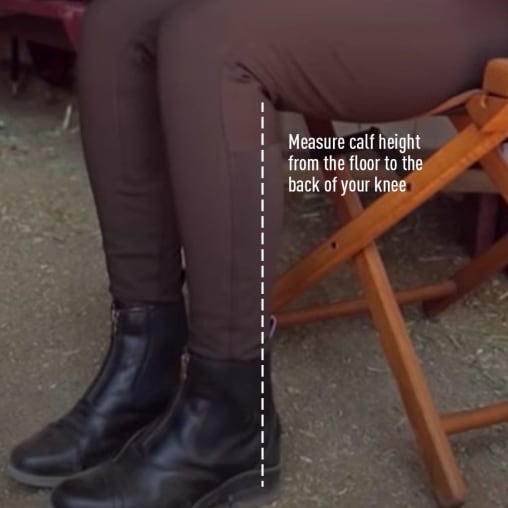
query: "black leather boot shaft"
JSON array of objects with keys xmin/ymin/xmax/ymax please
[
  {"xmin": 50, "ymin": 353, "xmax": 281, "ymax": 508},
  {"xmin": 8, "ymin": 301, "xmax": 187, "ymax": 488}
]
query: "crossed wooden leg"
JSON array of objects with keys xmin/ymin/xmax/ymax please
[{"xmin": 273, "ymin": 97, "xmax": 508, "ymax": 506}]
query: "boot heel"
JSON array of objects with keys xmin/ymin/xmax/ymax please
[
  {"xmin": 225, "ymin": 466, "xmax": 281, "ymax": 508},
  {"xmin": 195, "ymin": 466, "xmax": 280, "ymax": 508}
]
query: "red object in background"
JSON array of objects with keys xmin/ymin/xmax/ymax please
[
  {"xmin": 0, "ymin": 0, "xmax": 86, "ymax": 87},
  {"xmin": 0, "ymin": 0, "xmax": 84, "ymax": 49}
]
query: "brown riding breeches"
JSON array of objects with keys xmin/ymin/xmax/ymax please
[{"xmin": 78, "ymin": 0, "xmax": 508, "ymax": 359}]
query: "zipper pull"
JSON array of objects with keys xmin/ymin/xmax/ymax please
[
  {"xmin": 111, "ymin": 307, "xmax": 120, "ymax": 336},
  {"xmin": 181, "ymin": 351, "xmax": 190, "ymax": 380}
]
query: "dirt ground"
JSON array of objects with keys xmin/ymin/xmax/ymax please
[{"xmin": 0, "ymin": 68, "xmax": 507, "ymax": 508}]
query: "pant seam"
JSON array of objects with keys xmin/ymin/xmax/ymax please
[{"xmin": 219, "ymin": 63, "xmax": 235, "ymax": 358}]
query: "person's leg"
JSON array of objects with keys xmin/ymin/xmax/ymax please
[
  {"xmin": 50, "ymin": 0, "xmax": 508, "ymax": 506},
  {"xmin": 160, "ymin": 0, "xmax": 508, "ymax": 361},
  {"xmin": 79, "ymin": 0, "xmax": 183, "ymax": 303},
  {"xmin": 8, "ymin": 0, "xmax": 188, "ymax": 488}
]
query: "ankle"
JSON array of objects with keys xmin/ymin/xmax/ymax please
[{"xmin": 112, "ymin": 298, "xmax": 183, "ymax": 310}]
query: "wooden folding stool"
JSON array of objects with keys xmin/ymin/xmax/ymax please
[{"xmin": 273, "ymin": 58, "xmax": 508, "ymax": 507}]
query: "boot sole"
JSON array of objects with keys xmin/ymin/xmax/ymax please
[
  {"xmin": 45, "ymin": 465, "xmax": 280, "ymax": 508},
  {"xmin": 6, "ymin": 462, "xmax": 75, "ymax": 489},
  {"xmin": 194, "ymin": 465, "xmax": 281, "ymax": 508}
]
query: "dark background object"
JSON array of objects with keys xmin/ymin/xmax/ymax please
[{"xmin": 26, "ymin": 41, "xmax": 75, "ymax": 88}]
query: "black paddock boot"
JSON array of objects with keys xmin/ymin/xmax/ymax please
[
  {"xmin": 49, "ymin": 353, "xmax": 281, "ymax": 508},
  {"xmin": 7, "ymin": 301, "xmax": 187, "ymax": 488}
]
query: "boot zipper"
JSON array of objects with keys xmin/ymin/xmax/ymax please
[
  {"xmin": 181, "ymin": 351, "xmax": 190, "ymax": 380},
  {"xmin": 111, "ymin": 307, "xmax": 120, "ymax": 336}
]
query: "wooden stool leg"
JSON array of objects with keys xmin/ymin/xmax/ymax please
[
  {"xmin": 449, "ymin": 116, "xmax": 508, "ymax": 204},
  {"xmin": 340, "ymin": 185, "xmax": 468, "ymax": 507},
  {"xmin": 423, "ymin": 232, "xmax": 508, "ymax": 316},
  {"xmin": 465, "ymin": 194, "xmax": 500, "ymax": 257},
  {"xmin": 424, "ymin": 117, "xmax": 508, "ymax": 315}
]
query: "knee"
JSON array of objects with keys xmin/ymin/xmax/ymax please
[
  {"xmin": 158, "ymin": 1, "xmax": 218, "ymax": 61},
  {"xmin": 80, "ymin": 0, "xmax": 156, "ymax": 64},
  {"xmin": 158, "ymin": 0, "xmax": 252, "ymax": 71},
  {"xmin": 160, "ymin": 0, "xmax": 278, "ymax": 118},
  {"xmin": 81, "ymin": 0, "xmax": 122, "ymax": 50}
]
